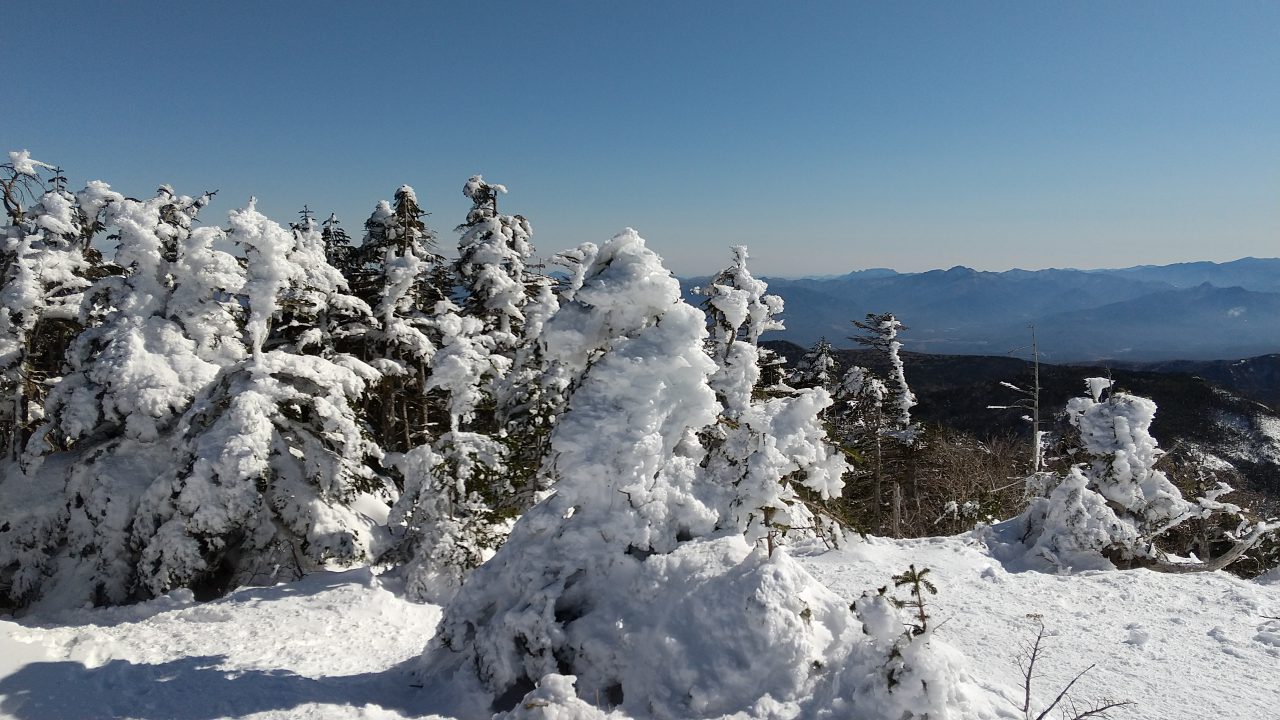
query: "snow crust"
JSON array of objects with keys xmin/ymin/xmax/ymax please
[{"xmin": 3, "ymin": 534, "xmax": 1277, "ymax": 719}]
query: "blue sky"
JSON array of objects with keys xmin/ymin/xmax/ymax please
[{"xmin": 6, "ymin": 1, "xmax": 1277, "ymax": 276}]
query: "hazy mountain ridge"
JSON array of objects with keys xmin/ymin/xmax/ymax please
[{"xmin": 686, "ymin": 257, "xmax": 1280, "ymax": 361}]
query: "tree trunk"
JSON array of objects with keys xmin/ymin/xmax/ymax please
[
  {"xmin": 872, "ymin": 436, "xmax": 883, "ymax": 533},
  {"xmin": 1147, "ymin": 524, "xmax": 1275, "ymax": 574},
  {"xmin": 890, "ymin": 479, "xmax": 902, "ymax": 539}
]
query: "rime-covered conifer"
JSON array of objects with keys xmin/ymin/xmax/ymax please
[
  {"xmin": 387, "ymin": 294, "xmax": 514, "ymax": 601},
  {"xmin": 423, "ymin": 231, "xmax": 951, "ymax": 717},
  {"xmin": 455, "ymin": 176, "xmax": 536, "ymax": 347},
  {"xmin": 849, "ymin": 313, "xmax": 920, "ymax": 537},
  {"xmin": 350, "ymin": 187, "xmax": 443, "ymax": 452},
  {"xmin": 131, "ymin": 200, "xmax": 388, "ymax": 598},
  {"xmin": 851, "ymin": 313, "xmax": 917, "ymax": 442},
  {"xmin": 1021, "ymin": 378, "xmax": 1195, "ymax": 568},
  {"xmin": 793, "ymin": 337, "xmax": 839, "ymax": 392},
  {"xmin": 320, "ymin": 212, "xmax": 357, "ymax": 274},
  {"xmin": 491, "ymin": 242, "xmax": 596, "ymax": 491},
  {"xmin": 1, "ymin": 183, "xmax": 246, "ymax": 607},
  {"xmin": 35, "ymin": 186, "xmax": 230, "ymax": 450},
  {"xmin": 0, "ymin": 169, "xmax": 102, "ymax": 458},
  {"xmin": 427, "ymin": 230, "xmax": 724, "ymax": 706},
  {"xmin": 696, "ymin": 247, "xmax": 845, "ymax": 550}
]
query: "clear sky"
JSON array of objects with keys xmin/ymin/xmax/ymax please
[{"xmin": 6, "ymin": 1, "xmax": 1277, "ymax": 276}]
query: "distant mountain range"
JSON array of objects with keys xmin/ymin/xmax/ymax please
[{"xmin": 685, "ymin": 257, "xmax": 1280, "ymax": 362}]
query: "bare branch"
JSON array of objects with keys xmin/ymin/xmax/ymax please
[
  {"xmin": 1070, "ymin": 700, "xmax": 1136, "ymax": 719},
  {"xmin": 1034, "ymin": 663, "xmax": 1094, "ymax": 720},
  {"xmin": 1018, "ymin": 622, "xmax": 1048, "ymax": 715}
]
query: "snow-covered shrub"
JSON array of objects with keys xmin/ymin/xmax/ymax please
[
  {"xmin": 1022, "ymin": 378, "xmax": 1195, "ymax": 569},
  {"xmin": 496, "ymin": 674, "xmax": 608, "ymax": 720},
  {"xmin": 131, "ymin": 349, "xmax": 387, "ymax": 598}
]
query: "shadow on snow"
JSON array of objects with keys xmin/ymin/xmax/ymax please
[{"xmin": 0, "ymin": 654, "xmax": 435, "ymax": 720}]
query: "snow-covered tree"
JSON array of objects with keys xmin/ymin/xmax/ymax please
[
  {"xmin": 1019, "ymin": 378, "xmax": 1273, "ymax": 572},
  {"xmin": 694, "ymin": 246, "xmax": 783, "ymax": 362},
  {"xmin": 488, "ymin": 242, "xmax": 594, "ymax": 500},
  {"xmin": 425, "ymin": 230, "xmax": 721, "ymax": 704},
  {"xmin": 695, "ymin": 247, "xmax": 846, "ymax": 551},
  {"xmin": 793, "ymin": 337, "xmax": 839, "ymax": 392},
  {"xmin": 0, "ymin": 176, "xmax": 102, "ymax": 458},
  {"xmin": 490, "ymin": 271, "xmax": 559, "ymax": 503},
  {"xmin": 850, "ymin": 312, "xmax": 920, "ymax": 537},
  {"xmin": 1, "ymin": 151, "xmax": 59, "ymax": 225},
  {"xmin": 851, "ymin": 312, "xmax": 917, "ymax": 441},
  {"xmin": 453, "ymin": 175, "xmax": 560, "ymax": 504},
  {"xmin": 131, "ymin": 200, "xmax": 388, "ymax": 598},
  {"xmin": 282, "ymin": 209, "xmax": 374, "ymax": 355},
  {"xmin": 359, "ymin": 185, "xmax": 448, "ymax": 312},
  {"xmin": 455, "ymin": 175, "xmax": 536, "ymax": 346},
  {"xmin": 349, "ymin": 187, "xmax": 443, "ymax": 452},
  {"xmin": 33, "ymin": 186, "xmax": 232, "ymax": 452},
  {"xmin": 0, "ymin": 183, "xmax": 248, "ymax": 607},
  {"xmin": 1021, "ymin": 378, "xmax": 1186, "ymax": 567},
  {"xmin": 320, "ymin": 212, "xmax": 357, "ymax": 274},
  {"xmin": 387, "ymin": 295, "xmax": 514, "ymax": 602},
  {"xmin": 423, "ymin": 232, "xmax": 874, "ymax": 718},
  {"xmin": 832, "ymin": 364, "xmax": 892, "ymax": 530}
]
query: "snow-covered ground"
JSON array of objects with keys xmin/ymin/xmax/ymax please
[{"xmin": 2, "ymin": 533, "xmax": 1277, "ymax": 720}]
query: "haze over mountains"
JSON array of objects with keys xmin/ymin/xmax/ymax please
[{"xmin": 687, "ymin": 257, "xmax": 1280, "ymax": 362}]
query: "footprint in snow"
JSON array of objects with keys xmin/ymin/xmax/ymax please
[
  {"xmin": 1124, "ymin": 623, "xmax": 1149, "ymax": 647},
  {"xmin": 1254, "ymin": 618, "xmax": 1280, "ymax": 657},
  {"xmin": 1208, "ymin": 626, "xmax": 1251, "ymax": 659}
]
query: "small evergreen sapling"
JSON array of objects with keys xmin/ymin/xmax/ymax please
[
  {"xmin": 843, "ymin": 565, "xmax": 974, "ymax": 716},
  {"xmin": 890, "ymin": 564, "xmax": 937, "ymax": 636}
]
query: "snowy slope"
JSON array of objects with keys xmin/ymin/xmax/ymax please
[
  {"xmin": 2, "ymin": 534, "xmax": 1278, "ymax": 720},
  {"xmin": 802, "ymin": 533, "xmax": 1280, "ymax": 720}
]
